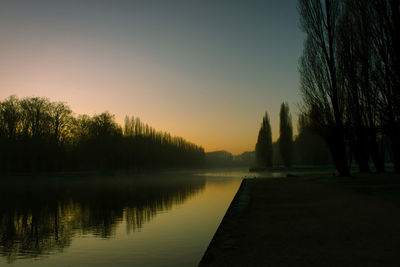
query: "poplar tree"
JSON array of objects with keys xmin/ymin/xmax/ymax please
[
  {"xmin": 255, "ymin": 112, "xmax": 273, "ymax": 168},
  {"xmin": 279, "ymin": 102, "xmax": 293, "ymax": 168}
]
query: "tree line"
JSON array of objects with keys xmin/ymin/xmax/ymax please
[
  {"xmin": 255, "ymin": 101, "xmax": 333, "ymax": 169},
  {"xmin": 0, "ymin": 95, "xmax": 205, "ymax": 173},
  {"xmin": 256, "ymin": 102, "xmax": 301, "ymax": 169},
  {"xmin": 298, "ymin": 0, "xmax": 400, "ymax": 175},
  {"xmin": 204, "ymin": 150, "xmax": 256, "ymax": 167}
]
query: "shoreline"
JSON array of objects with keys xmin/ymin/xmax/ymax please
[{"xmin": 199, "ymin": 174, "xmax": 400, "ymax": 267}]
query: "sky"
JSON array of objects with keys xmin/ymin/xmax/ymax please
[{"xmin": 0, "ymin": 0, "xmax": 305, "ymax": 154}]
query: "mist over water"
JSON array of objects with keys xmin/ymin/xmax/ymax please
[{"xmin": 0, "ymin": 169, "xmax": 245, "ymax": 267}]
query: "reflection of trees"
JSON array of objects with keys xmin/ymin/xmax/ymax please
[{"xmin": 0, "ymin": 174, "xmax": 206, "ymax": 263}]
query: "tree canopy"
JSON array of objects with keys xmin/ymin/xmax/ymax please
[
  {"xmin": 255, "ymin": 112, "xmax": 273, "ymax": 168},
  {"xmin": 0, "ymin": 95, "xmax": 205, "ymax": 173},
  {"xmin": 298, "ymin": 0, "xmax": 400, "ymax": 174},
  {"xmin": 279, "ymin": 102, "xmax": 293, "ymax": 168}
]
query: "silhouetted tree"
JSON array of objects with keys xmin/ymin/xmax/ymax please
[
  {"xmin": 0, "ymin": 96, "xmax": 22, "ymax": 172},
  {"xmin": 255, "ymin": 112, "xmax": 273, "ymax": 168},
  {"xmin": 20, "ymin": 97, "xmax": 51, "ymax": 139},
  {"xmin": 0, "ymin": 95, "xmax": 205, "ymax": 173},
  {"xmin": 298, "ymin": 0, "xmax": 350, "ymax": 175},
  {"xmin": 279, "ymin": 102, "xmax": 293, "ymax": 168},
  {"xmin": 336, "ymin": 1, "xmax": 370, "ymax": 172},
  {"xmin": 0, "ymin": 95, "xmax": 20, "ymax": 141},
  {"xmin": 49, "ymin": 102, "xmax": 72, "ymax": 146},
  {"xmin": 335, "ymin": 0, "xmax": 388, "ymax": 172},
  {"xmin": 298, "ymin": 0, "xmax": 400, "ymax": 173},
  {"xmin": 368, "ymin": 0, "xmax": 400, "ymax": 172}
]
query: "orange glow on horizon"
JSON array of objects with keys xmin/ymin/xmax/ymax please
[{"xmin": 0, "ymin": 1, "xmax": 302, "ymax": 155}]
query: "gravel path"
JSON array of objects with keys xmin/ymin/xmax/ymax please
[{"xmin": 199, "ymin": 174, "xmax": 400, "ymax": 267}]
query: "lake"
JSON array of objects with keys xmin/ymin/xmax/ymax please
[{"xmin": 0, "ymin": 168, "xmax": 263, "ymax": 267}]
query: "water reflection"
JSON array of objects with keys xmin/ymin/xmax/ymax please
[{"xmin": 0, "ymin": 173, "xmax": 206, "ymax": 263}]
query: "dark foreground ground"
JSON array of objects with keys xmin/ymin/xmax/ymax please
[{"xmin": 199, "ymin": 173, "xmax": 400, "ymax": 267}]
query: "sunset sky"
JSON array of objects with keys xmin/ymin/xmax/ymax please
[{"xmin": 0, "ymin": 0, "xmax": 304, "ymax": 154}]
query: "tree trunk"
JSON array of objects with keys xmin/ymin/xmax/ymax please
[
  {"xmin": 368, "ymin": 128, "xmax": 385, "ymax": 172},
  {"xmin": 389, "ymin": 131, "xmax": 400, "ymax": 173},
  {"xmin": 352, "ymin": 128, "xmax": 370, "ymax": 173},
  {"xmin": 327, "ymin": 130, "xmax": 350, "ymax": 176}
]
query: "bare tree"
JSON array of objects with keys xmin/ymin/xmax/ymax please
[
  {"xmin": 20, "ymin": 97, "xmax": 51, "ymax": 139},
  {"xmin": 298, "ymin": 0, "xmax": 349, "ymax": 175},
  {"xmin": 336, "ymin": 1, "xmax": 371, "ymax": 172},
  {"xmin": 0, "ymin": 95, "xmax": 205, "ymax": 173},
  {"xmin": 49, "ymin": 102, "xmax": 72, "ymax": 146},
  {"xmin": 335, "ymin": 0, "xmax": 389, "ymax": 172},
  {"xmin": 368, "ymin": 0, "xmax": 400, "ymax": 172},
  {"xmin": 0, "ymin": 95, "xmax": 21, "ymax": 140}
]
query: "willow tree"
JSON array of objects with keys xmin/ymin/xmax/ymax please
[
  {"xmin": 255, "ymin": 112, "xmax": 273, "ymax": 168},
  {"xmin": 279, "ymin": 102, "xmax": 293, "ymax": 168}
]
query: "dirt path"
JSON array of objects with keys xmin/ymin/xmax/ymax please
[{"xmin": 199, "ymin": 175, "xmax": 400, "ymax": 267}]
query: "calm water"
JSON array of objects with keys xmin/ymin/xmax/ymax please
[{"xmin": 0, "ymin": 168, "xmax": 261, "ymax": 267}]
